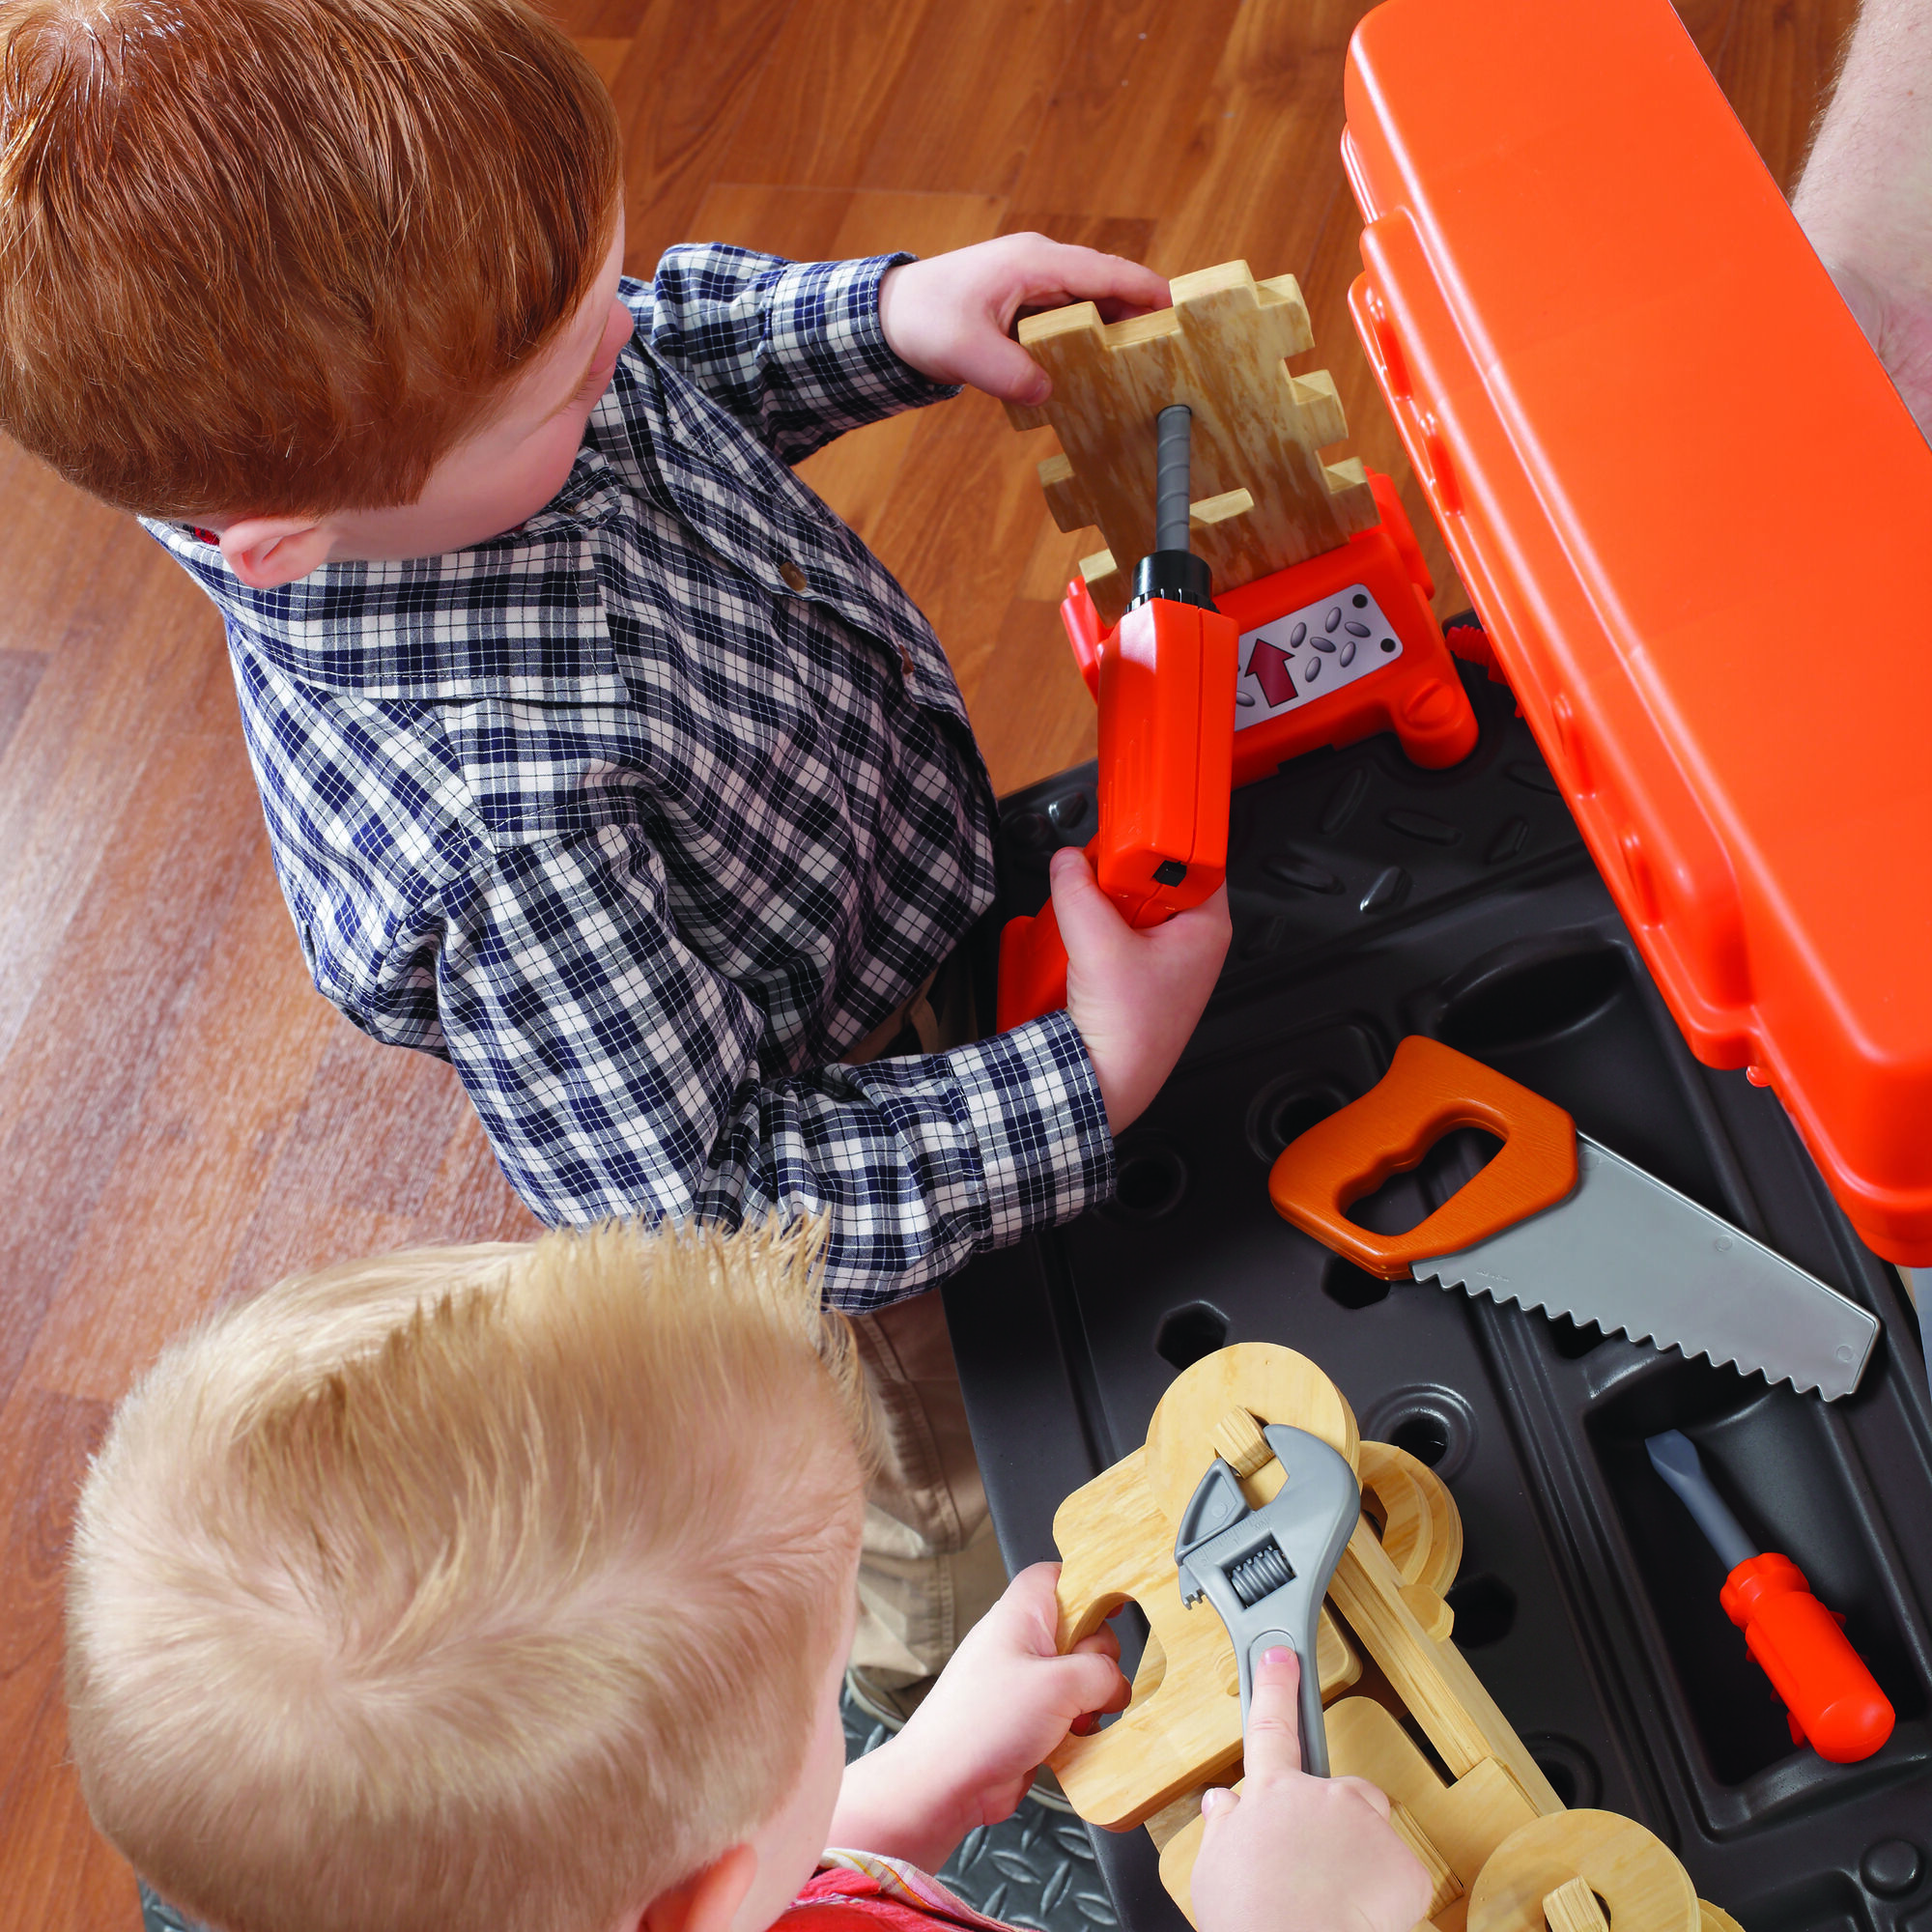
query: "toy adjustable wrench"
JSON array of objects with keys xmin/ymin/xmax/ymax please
[
  {"xmin": 995, "ymin": 405, "xmax": 1238, "ymax": 1030},
  {"xmin": 1173, "ymin": 1421, "xmax": 1359, "ymax": 1775}
]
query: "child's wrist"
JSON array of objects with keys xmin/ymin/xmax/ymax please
[{"xmin": 831, "ymin": 1734, "xmax": 984, "ymax": 1870}]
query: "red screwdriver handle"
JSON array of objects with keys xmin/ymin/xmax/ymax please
[{"xmin": 1720, "ymin": 1553, "xmax": 1894, "ymax": 1763}]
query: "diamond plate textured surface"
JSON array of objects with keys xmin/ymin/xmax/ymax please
[
  {"xmin": 138, "ymin": 1883, "xmax": 205, "ymax": 1932},
  {"xmin": 841, "ymin": 1692, "xmax": 1116, "ymax": 1932}
]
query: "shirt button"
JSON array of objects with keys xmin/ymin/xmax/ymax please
[
  {"xmin": 898, "ymin": 645, "xmax": 916, "ymax": 676},
  {"xmin": 779, "ymin": 559, "xmax": 809, "ymax": 594}
]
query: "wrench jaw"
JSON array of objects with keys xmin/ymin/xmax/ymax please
[{"xmin": 1172, "ymin": 1422, "xmax": 1360, "ymax": 1777}]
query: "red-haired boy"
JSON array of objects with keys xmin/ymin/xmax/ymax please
[{"xmin": 0, "ymin": 0, "xmax": 1230, "ymax": 1701}]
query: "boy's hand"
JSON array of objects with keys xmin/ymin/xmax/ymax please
[
  {"xmin": 1053, "ymin": 846, "xmax": 1231, "ymax": 1134},
  {"xmin": 877, "ymin": 235, "xmax": 1169, "ymax": 406},
  {"xmin": 1190, "ymin": 1650, "xmax": 1435, "ymax": 1932},
  {"xmin": 828, "ymin": 1564, "xmax": 1128, "ymax": 1870}
]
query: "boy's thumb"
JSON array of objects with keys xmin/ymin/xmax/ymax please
[
  {"xmin": 1048, "ymin": 846, "xmax": 1124, "ymax": 956},
  {"xmin": 974, "ymin": 334, "xmax": 1053, "ymax": 406}
]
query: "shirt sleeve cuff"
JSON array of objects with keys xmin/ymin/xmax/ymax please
[
  {"xmin": 947, "ymin": 1008, "xmax": 1117, "ymax": 1247},
  {"xmin": 765, "ymin": 253, "xmax": 961, "ymax": 435}
]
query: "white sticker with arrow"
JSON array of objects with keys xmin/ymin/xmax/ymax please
[{"xmin": 1236, "ymin": 582, "xmax": 1405, "ymax": 731}]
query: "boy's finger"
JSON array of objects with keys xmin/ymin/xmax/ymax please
[
  {"xmin": 1242, "ymin": 1645, "xmax": 1303, "ymax": 1779},
  {"xmin": 1023, "ymin": 240, "xmax": 1171, "ymax": 315},
  {"xmin": 1048, "ymin": 846, "xmax": 1129, "ymax": 959},
  {"xmin": 1070, "ymin": 1623, "xmax": 1122, "ymax": 1663},
  {"xmin": 1055, "ymin": 1645, "xmax": 1132, "ymax": 1716}
]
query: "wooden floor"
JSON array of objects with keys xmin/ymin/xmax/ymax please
[{"xmin": 0, "ymin": 1, "xmax": 1856, "ymax": 1922}]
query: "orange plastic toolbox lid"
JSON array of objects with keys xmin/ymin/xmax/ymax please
[{"xmin": 1342, "ymin": 0, "xmax": 1932, "ymax": 1265}]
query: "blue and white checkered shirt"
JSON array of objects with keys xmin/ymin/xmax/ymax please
[{"xmin": 146, "ymin": 245, "xmax": 1114, "ymax": 1310}]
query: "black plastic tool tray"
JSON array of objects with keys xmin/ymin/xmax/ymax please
[{"xmin": 945, "ymin": 653, "xmax": 1932, "ymax": 1932}]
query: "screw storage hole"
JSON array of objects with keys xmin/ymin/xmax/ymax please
[
  {"xmin": 1156, "ymin": 1301, "xmax": 1230, "ymax": 1371},
  {"xmin": 1322, "ymin": 1255, "xmax": 1392, "ymax": 1311},
  {"xmin": 1393, "ymin": 1412, "xmax": 1450, "ymax": 1465},
  {"xmin": 1361, "ymin": 1384, "xmax": 1478, "ymax": 1484},
  {"xmin": 1108, "ymin": 1138, "xmax": 1188, "ymax": 1221},
  {"xmin": 1444, "ymin": 1574, "xmax": 1517, "ymax": 1648},
  {"xmin": 1245, "ymin": 1075, "xmax": 1350, "ymax": 1165},
  {"xmin": 1521, "ymin": 1733, "xmax": 1601, "ymax": 1809}
]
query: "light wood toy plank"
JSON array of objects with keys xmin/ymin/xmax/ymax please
[
  {"xmin": 1005, "ymin": 262, "xmax": 1378, "ymax": 623},
  {"xmin": 1543, "ymin": 1877, "xmax": 1611, "ymax": 1932},
  {"xmin": 1328, "ymin": 1520, "xmax": 1561, "ymax": 1809},
  {"xmin": 1359, "ymin": 1437, "xmax": 1463, "ymax": 1642},
  {"xmin": 1467, "ymin": 1812, "xmax": 1697, "ymax": 1932},
  {"xmin": 1392, "ymin": 1803, "xmax": 1467, "ymax": 1920}
]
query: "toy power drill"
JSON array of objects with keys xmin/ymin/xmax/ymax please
[{"xmin": 995, "ymin": 406, "xmax": 1238, "ymax": 1030}]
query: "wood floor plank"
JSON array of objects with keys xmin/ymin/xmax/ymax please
[
  {"xmin": 1701, "ymin": 0, "xmax": 1859, "ymax": 189},
  {"xmin": 20, "ymin": 856, "xmax": 337, "ymax": 1404},
  {"xmin": 0, "ymin": 1383, "xmax": 137, "ymax": 1932},
  {"xmin": 963, "ymin": 594, "xmax": 1100, "ymax": 798},
  {"xmin": 716, "ymin": 0, "xmax": 941, "ymax": 190},
  {"xmin": 220, "ymin": 1022, "xmax": 538, "ymax": 1301},
  {"xmin": 863, "ymin": 387, "xmax": 1065, "ymax": 712},
  {"xmin": 0, "ymin": 651, "xmax": 47, "ymax": 764},
  {"xmin": 696, "ymin": 186, "xmax": 1010, "ymax": 543},
  {"xmin": 997, "ymin": 211, "xmax": 1157, "ymax": 265},
  {"xmin": 854, "ymin": 0, "xmax": 1094, "ymax": 197},
  {"xmin": 0, "ymin": 726, "xmax": 266, "ymax": 1413},
  {"xmin": 610, "ymin": 0, "xmax": 798, "ymax": 280},
  {"xmin": 0, "ymin": 493, "xmax": 221, "ymax": 1065},
  {"xmin": 1003, "ymin": 0, "xmax": 1249, "ymax": 222},
  {"xmin": 1143, "ymin": 0, "xmax": 1372, "ymax": 278}
]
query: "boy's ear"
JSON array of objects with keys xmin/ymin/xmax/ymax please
[
  {"xmin": 634, "ymin": 1844, "xmax": 758, "ymax": 1932},
  {"xmin": 217, "ymin": 516, "xmax": 335, "ymax": 589}
]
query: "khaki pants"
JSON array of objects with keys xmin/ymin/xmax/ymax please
[
  {"xmin": 846, "ymin": 1290, "xmax": 1009, "ymax": 1681},
  {"xmin": 843, "ymin": 950, "xmax": 1008, "ymax": 1683}
]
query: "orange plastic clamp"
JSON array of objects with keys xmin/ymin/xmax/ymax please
[
  {"xmin": 1222, "ymin": 471, "xmax": 1476, "ymax": 786},
  {"xmin": 1267, "ymin": 1035, "xmax": 1578, "ymax": 1278}
]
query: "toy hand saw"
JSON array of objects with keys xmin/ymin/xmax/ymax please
[{"xmin": 1268, "ymin": 1037, "xmax": 1878, "ymax": 1401}]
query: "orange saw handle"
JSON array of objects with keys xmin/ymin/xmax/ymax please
[{"xmin": 1267, "ymin": 1036, "xmax": 1579, "ymax": 1279}]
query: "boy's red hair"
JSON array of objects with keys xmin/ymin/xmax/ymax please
[{"xmin": 0, "ymin": 0, "xmax": 621, "ymax": 519}]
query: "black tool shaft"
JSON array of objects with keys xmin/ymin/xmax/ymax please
[{"xmin": 1154, "ymin": 404, "xmax": 1194, "ymax": 553}]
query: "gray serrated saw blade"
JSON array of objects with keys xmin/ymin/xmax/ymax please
[{"xmin": 1412, "ymin": 1136, "xmax": 1878, "ymax": 1400}]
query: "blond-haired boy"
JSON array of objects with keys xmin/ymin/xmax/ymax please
[
  {"xmin": 0, "ymin": 0, "xmax": 1231, "ymax": 1696},
  {"xmin": 67, "ymin": 1223, "xmax": 1432, "ymax": 1932}
]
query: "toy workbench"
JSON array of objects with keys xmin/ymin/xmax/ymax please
[{"xmin": 947, "ymin": 1, "xmax": 1932, "ymax": 1929}]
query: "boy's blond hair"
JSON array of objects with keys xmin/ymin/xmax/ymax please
[{"xmin": 66, "ymin": 1221, "xmax": 868, "ymax": 1932}]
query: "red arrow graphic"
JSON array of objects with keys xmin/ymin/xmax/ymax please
[{"xmin": 1250, "ymin": 639, "xmax": 1299, "ymax": 708}]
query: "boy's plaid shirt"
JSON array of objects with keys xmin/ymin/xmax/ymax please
[{"xmin": 146, "ymin": 246, "xmax": 1114, "ymax": 1311}]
